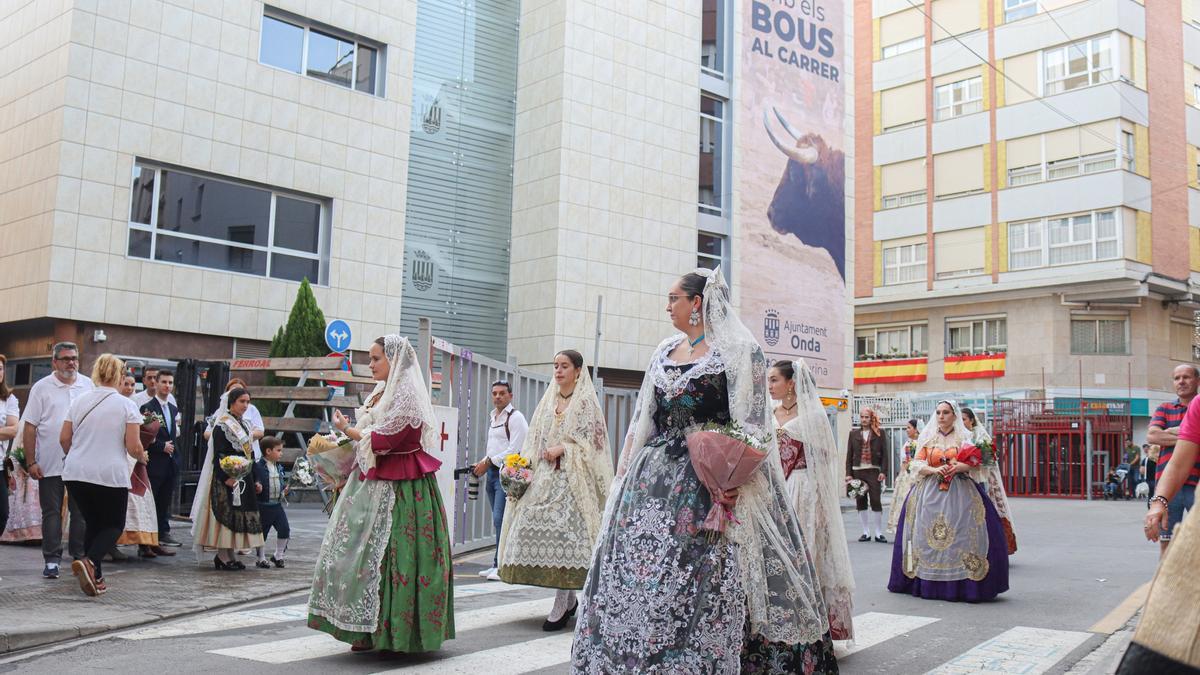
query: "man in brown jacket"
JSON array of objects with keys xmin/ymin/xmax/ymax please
[{"xmin": 846, "ymin": 407, "xmax": 889, "ymax": 542}]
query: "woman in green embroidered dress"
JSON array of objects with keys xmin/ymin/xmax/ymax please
[
  {"xmin": 307, "ymin": 335, "xmax": 453, "ymax": 653},
  {"xmin": 498, "ymin": 349, "xmax": 613, "ymax": 631}
]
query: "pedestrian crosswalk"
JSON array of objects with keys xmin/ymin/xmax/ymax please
[{"xmin": 121, "ymin": 583, "xmax": 1103, "ymax": 674}]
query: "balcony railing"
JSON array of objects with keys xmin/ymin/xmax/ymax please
[{"xmin": 1006, "ymin": 150, "xmax": 1121, "ymax": 188}]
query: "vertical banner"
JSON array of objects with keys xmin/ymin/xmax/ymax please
[{"xmin": 737, "ymin": 0, "xmax": 846, "ymax": 389}]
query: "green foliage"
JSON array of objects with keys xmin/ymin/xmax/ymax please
[{"xmin": 262, "ymin": 278, "xmax": 328, "ymax": 416}]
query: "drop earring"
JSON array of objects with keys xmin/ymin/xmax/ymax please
[{"xmin": 688, "ymin": 308, "xmax": 701, "ymax": 326}]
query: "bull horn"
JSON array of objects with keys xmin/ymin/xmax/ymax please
[{"xmin": 763, "ymin": 109, "xmax": 818, "ymax": 164}]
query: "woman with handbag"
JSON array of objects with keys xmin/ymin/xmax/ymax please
[{"xmin": 59, "ymin": 354, "xmax": 147, "ymax": 596}]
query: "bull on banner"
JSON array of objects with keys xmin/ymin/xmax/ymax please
[{"xmin": 737, "ymin": 0, "xmax": 846, "ymax": 389}]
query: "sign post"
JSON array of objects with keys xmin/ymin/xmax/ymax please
[{"xmin": 324, "ymin": 319, "xmax": 352, "ymax": 353}]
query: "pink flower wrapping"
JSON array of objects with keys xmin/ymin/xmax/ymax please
[{"xmin": 685, "ymin": 427, "xmax": 769, "ymax": 534}]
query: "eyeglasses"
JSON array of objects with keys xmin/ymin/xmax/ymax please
[{"xmin": 55, "ymin": 356, "xmax": 79, "ymax": 362}]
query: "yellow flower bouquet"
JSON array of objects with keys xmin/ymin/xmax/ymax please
[{"xmin": 499, "ymin": 452, "xmax": 533, "ymax": 500}]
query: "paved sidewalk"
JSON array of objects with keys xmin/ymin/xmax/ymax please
[{"xmin": 0, "ymin": 503, "xmax": 332, "ymax": 654}]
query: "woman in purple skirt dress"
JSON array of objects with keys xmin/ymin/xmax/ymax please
[{"xmin": 888, "ymin": 399, "xmax": 1009, "ymax": 602}]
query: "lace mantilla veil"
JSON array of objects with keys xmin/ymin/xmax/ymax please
[
  {"xmin": 609, "ymin": 267, "xmax": 828, "ymax": 645},
  {"xmin": 190, "ymin": 391, "xmax": 228, "ymax": 561},
  {"xmin": 914, "ymin": 399, "xmax": 973, "ymax": 458},
  {"xmin": 498, "ymin": 360, "xmax": 613, "ymax": 569},
  {"xmin": 784, "ymin": 358, "xmax": 857, "ymax": 599}
]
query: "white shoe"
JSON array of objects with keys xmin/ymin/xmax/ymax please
[
  {"xmin": 487, "ymin": 570, "xmax": 502, "ymax": 581},
  {"xmin": 478, "ymin": 567, "xmax": 497, "ymax": 578}
]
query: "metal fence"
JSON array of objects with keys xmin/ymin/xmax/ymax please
[
  {"xmin": 993, "ymin": 398, "xmax": 1131, "ymax": 499},
  {"xmin": 419, "ymin": 323, "xmax": 638, "ymax": 555}
]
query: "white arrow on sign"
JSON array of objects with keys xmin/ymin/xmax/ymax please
[{"xmin": 330, "ymin": 330, "xmax": 348, "ymax": 349}]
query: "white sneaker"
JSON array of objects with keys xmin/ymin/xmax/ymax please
[
  {"xmin": 478, "ymin": 567, "xmax": 497, "ymax": 578},
  {"xmin": 487, "ymin": 570, "xmax": 502, "ymax": 581}
]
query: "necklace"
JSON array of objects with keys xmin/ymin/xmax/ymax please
[
  {"xmin": 557, "ymin": 391, "xmax": 574, "ymax": 400},
  {"xmin": 781, "ymin": 401, "xmax": 797, "ymax": 412},
  {"xmin": 687, "ymin": 333, "xmax": 706, "ymax": 357}
]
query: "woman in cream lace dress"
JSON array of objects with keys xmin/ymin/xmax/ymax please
[{"xmin": 498, "ymin": 349, "xmax": 612, "ymax": 631}]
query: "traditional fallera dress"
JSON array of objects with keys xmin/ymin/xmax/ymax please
[
  {"xmin": 887, "ymin": 439, "xmax": 918, "ymax": 534},
  {"xmin": 972, "ymin": 423, "xmax": 1018, "ymax": 554},
  {"xmin": 2, "ymin": 419, "xmax": 41, "ymax": 543},
  {"xmin": 572, "ymin": 335, "xmax": 837, "ymax": 674},
  {"xmin": 497, "ymin": 366, "xmax": 611, "ymax": 589},
  {"xmin": 307, "ymin": 335, "xmax": 453, "ymax": 653},
  {"xmin": 889, "ymin": 404, "xmax": 1009, "ymax": 602},
  {"xmin": 776, "ymin": 389, "xmax": 856, "ymax": 642},
  {"xmin": 116, "ymin": 454, "xmax": 158, "ymax": 546},
  {"xmin": 194, "ymin": 412, "xmax": 264, "ymax": 551}
]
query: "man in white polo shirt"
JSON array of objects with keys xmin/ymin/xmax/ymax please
[{"xmin": 23, "ymin": 342, "xmax": 94, "ymax": 579}]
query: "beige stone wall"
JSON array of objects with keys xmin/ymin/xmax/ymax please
[
  {"xmin": 6, "ymin": 0, "xmax": 418, "ymax": 351},
  {"xmin": 0, "ymin": 3, "xmax": 73, "ymax": 324},
  {"xmin": 508, "ymin": 0, "xmax": 699, "ymax": 371},
  {"xmin": 855, "ymin": 295, "xmax": 1190, "ymax": 399}
]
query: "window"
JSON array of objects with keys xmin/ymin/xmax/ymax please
[
  {"xmin": 701, "ymin": 0, "xmax": 725, "ymax": 77},
  {"xmin": 883, "ymin": 242, "xmax": 927, "ymax": 285},
  {"xmin": 697, "ymin": 232, "xmax": 726, "ymax": 270},
  {"xmin": 881, "ymin": 190, "xmax": 926, "ymax": 209},
  {"xmin": 856, "ymin": 324, "xmax": 928, "ymax": 359},
  {"xmin": 948, "ymin": 317, "xmax": 1007, "ymax": 355},
  {"xmin": 1004, "ymin": 0, "xmax": 1036, "ymax": 22},
  {"xmin": 127, "ymin": 163, "xmax": 330, "ymax": 284},
  {"xmin": 699, "ymin": 95, "xmax": 725, "ymax": 216},
  {"xmin": 882, "ymin": 36, "xmax": 923, "ymax": 59},
  {"xmin": 1043, "ymin": 35, "xmax": 1114, "ymax": 96},
  {"xmin": 1007, "ymin": 210, "xmax": 1119, "ymax": 270},
  {"xmin": 4, "ymin": 358, "xmax": 51, "ymax": 389},
  {"xmin": 259, "ymin": 12, "xmax": 383, "ymax": 96},
  {"xmin": 1008, "ymin": 221, "xmax": 1043, "ymax": 269},
  {"xmin": 934, "ymin": 77, "xmax": 983, "ymax": 121},
  {"xmin": 1071, "ymin": 316, "xmax": 1128, "ymax": 354}
]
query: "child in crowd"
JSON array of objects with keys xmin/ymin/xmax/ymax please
[{"xmin": 253, "ymin": 437, "xmax": 290, "ymax": 569}]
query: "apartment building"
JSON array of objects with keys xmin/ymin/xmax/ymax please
[{"xmin": 853, "ymin": 0, "xmax": 1200, "ymax": 434}]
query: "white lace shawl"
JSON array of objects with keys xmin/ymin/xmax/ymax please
[
  {"xmin": 608, "ymin": 267, "xmax": 827, "ymax": 645},
  {"xmin": 352, "ymin": 335, "xmax": 441, "ymax": 473},
  {"xmin": 499, "ymin": 363, "xmax": 612, "ymax": 569},
  {"xmin": 778, "ymin": 360, "xmax": 856, "ymax": 608}
]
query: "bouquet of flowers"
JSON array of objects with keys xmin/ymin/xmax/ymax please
[
  {"xmin": 139, "ymin": 410, "xmax": 164, "ymax": 447},
  {"xmin": 219, "ymin": 455, "xmax": 253, "ymax": 506},
  {"xmin": 685, "ymin": 421, "xmax": 769, "ymax": 536},
  {"xmin": 306, "ymin": 432, "xmax": 357, "ymax": 487},
  {"xmin": 846, "ymin": 478, "xmax": 868, "ymax": 499},
  {"xmin": 903, "ymin": 440, "xmax": 918, "ymax": 464},
  {"xmin": 920, "ymin": 444, "xmax": 983, "ymax": 490},
  {"xmin": 282, "ymin": 456, "xmax": 315, "ymax": 506},
  {"xmin": 499, "ymin": 453, "xmax": 533, "ymax": 500},
  {"xmin": 976, "ymin": 438, "xmax": 997, "ymax": 466},
  {"xmin": 4, "ymin": 443, "xmax": 27, "ymax": 474}
]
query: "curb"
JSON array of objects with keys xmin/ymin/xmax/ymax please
[{"xmin": 0, "ymin": 581, "xmax": 311, "ymax": 656}]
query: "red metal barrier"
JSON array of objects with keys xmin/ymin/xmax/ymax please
[{"xmin": 993, "ymin": 399, "xmax": 1131, "ymax": 499}]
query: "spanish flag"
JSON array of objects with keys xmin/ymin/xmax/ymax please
[
  {"xmin": 944, "ymin": 353, "xmax": 1006, "ymax": 380},
  {"xmin": 853, "ymin": 358, "xmax": 928, "ymax": 384}
]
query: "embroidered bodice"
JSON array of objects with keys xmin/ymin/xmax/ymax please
[{"xmin": 648, "ymin": 363, "xmax": 731, "ymax": 458}]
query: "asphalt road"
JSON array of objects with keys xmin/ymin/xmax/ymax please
[{"xmin": 0, "ymin": 497, "xmax": 1159, "ymax": 674}]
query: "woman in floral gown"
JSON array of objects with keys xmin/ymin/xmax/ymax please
[
  {"xmin": 962, "ymin": 407, "xmax": 1017, "ymax": 554},
  {"xmin": 572, "ymin": 269, "xmax": 836, "ymax": 674},
  {"xmin": 889, "ymin": 400, "xmax": 1009, "ymax": 602},
  {"xmin": 769, "ymin": 359, "xmax": 855, "ymax": 642},
  {"xmin": 887, "ymin": 419, "xmax": 920, "ymax": 534},
  {"xmin": 308, "ymin": 335, "xmax": 453, "ymax": 653}
]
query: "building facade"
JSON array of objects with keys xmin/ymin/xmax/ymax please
[
  {"xmin": 854, "ymin": 0, "xmax": 1200, "ymax": 436},
  {"xmin": 0, "ymin": 0, "xmax": 856, "ymax": 411}
]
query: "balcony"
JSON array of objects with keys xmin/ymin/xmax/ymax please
[
  {"xmin": 996, "ymin": 82, "xmax": 1148, "ymax": 141},
  {"xmin": 998, "ymin": 169, "xmax": 1149, "ymax": 223}
]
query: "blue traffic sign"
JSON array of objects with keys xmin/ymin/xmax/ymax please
[{"xmin": 325, "ymin": 319, "xmax": 352, "ymax": 353}]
